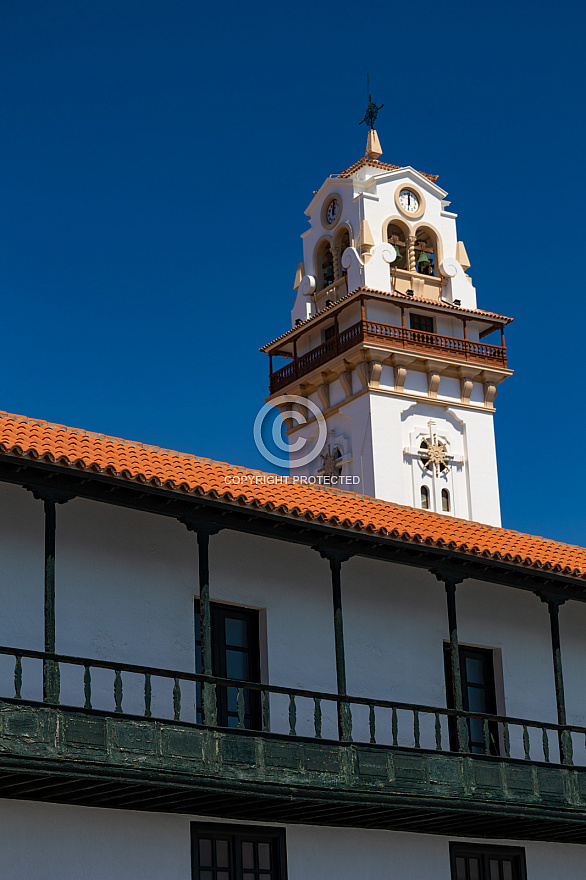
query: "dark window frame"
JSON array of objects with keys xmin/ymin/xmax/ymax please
[
  {"xmin": 195, "ymin": 600, "xmax": 262, "ymax": 729},
  {"xmin": 409, "ymin": 312, "xmax": 434, "ymax": 334},
  {"xmin": 443, "ymin": 643, "xmax": 499, "ymax": 755},
  {"xmin": 191, "ymin": 822, "xmax": 287, "ymax": 880},
  {"xmin": 449, "ymin": 842, "xmax": 527, "ymax": 880}
]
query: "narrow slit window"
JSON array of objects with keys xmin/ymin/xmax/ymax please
[
  {"xmin": 421, "ymin": 486, "xmax": 429, "ymax": 509},
  {"xmin": 442, "ymin": 489, "xmax": 450, "ymax": 512}
]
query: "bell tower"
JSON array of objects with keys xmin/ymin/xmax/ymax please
[{"xmin": 260, "ymin": 129, "xmax": 512, "ymax": 526}]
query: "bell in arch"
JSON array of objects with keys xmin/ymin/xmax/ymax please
[{"xmin": 417, "ymin": 250, "xmax": 431, "ymax": 266}]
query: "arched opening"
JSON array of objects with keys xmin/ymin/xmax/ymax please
[
  {"xmin": 414, "ymin": 228, "xmax": 436, "ymax": 276},
  {"xmin": 315, "ymin": 241, "xmax": 334, "ymax": 291},
  {"xmin": 441, "ymin": 488, "xmax": 450, "ymax": 512},
  {"xmin": 386, "ymin": 223, "xmax": 408, "ymax": 270},
  {"xmin": 421, "ymin": 485, "xmax": 430, "ymax": 509},
  {"xmin": 337, "ymin": 228, "xmax": 351, "ymax": 277}
]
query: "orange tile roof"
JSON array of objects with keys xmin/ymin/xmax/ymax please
[
  {"xmin": 260, "ymin": 287, "xmax": 513, "ymax": 352},
  {"xmin": 0, "ymin": 410, "xmax": 584, "ymax": 581},
  {"xmin": 337, "ymin": 157, "xmax": 439, "ymax": 182}
]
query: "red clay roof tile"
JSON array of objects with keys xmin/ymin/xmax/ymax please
[
  {"xmin": 0, "ymin": 409, "xmax": 583, "ymax": 580},
  {"xmin": 337, "ymin": 157, "xmax": 439, "ymax": 182}
]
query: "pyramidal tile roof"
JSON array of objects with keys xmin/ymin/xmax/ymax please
[
  {"xmin": 260, "ymin": 287, "xmax": 512, "ymax": 352},
  {"xmin": 337, "ymin": 156, "xmax": 439, "ymax": 182},
  {"xmin": 0, "ymin": 409, "xmax": 584, "ymax": 581}
]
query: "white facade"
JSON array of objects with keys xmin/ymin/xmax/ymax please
[
  {"xmin": 0, "ymin": 801, "xmax": 585, "ymax": 880},
  {"xmin": 1, "ymin": 482, "xmax": 586, "ymax": 874},
  {"xmin": 2, "ymin": 482, "xmax": 586, "ymax": 751}
]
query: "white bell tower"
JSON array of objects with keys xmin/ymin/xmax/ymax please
[{"xmin": 260, "ymin": 131, "xmax": 512, "ymax": 526}]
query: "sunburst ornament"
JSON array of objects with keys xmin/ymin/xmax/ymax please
[{"xmin": 420, "ymin": 435, "xmax": 452, "ymax": 475}]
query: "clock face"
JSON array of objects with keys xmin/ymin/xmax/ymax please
[
  {"xmin": 326, "ymin": 198, "xmax": 339, "ymax": 225},
  {"xmin": 399, "ymin": 189, "xmax": 419, "ymax": 213}
]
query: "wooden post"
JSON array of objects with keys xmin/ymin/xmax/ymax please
[
  {"xmin": 435, "ymin": 572, "xmax": 468, "ymax": 752},
  {"xmin": 541, "ymin": 594, "xmax": 572, "ymax": 764},
  {"xmin": 462, "ymin": 319, "xmax": 468, "ymax": 340},
  {"xmin": 400, "ymin": 306, "xmax": 406, "ymax": 329},
  {"xmin": 43, "ymin": 497, "xmax": 59, "ymax": 703},
  {"xmin": 25, "ymin": 488, "xmax": 74, "ymax": 704},
  {"xmin": 500, "ymin": 327, "xmax": 505, "ymax": 349},
  {"xmin": 197, "ymin": 528, "xmax": 218, "ymax": 727},
  {"xmin": 182, "ymin": 519, "xmax": 222, "ymax": 726},
  {"xmin": 318, "ymin": 548, "xmax": 352, "ymax": 741}
]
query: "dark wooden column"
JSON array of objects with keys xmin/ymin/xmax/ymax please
[
  {"xmin": 27, "ymin": 487, "xmax": 74, "ymax": 703},
  {"xmin": 317, "ymin": 548, "xmax": 352, "ymax": 741},
  {"xmin": 183, "ymin": 520, "xmax": 222, "ymax": 726},
  {"xmin": 435, "ymin": 571, "xmax": 468, "ymax": 752},
  {"xmin": 539, "ymin": 593, "xmax": 572, "ymax": 764}
]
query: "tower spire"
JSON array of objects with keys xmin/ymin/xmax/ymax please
[{"xmin": 359, "ymin": 70, "xmax": 383, "ymax": 159}]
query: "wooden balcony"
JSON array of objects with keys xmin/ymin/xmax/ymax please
[
  {"xmin": 269, "ymin": 320, "xmax": 507, "ymax": 394},
  {"xmin": 1, "ymin": 645, "xmax": 586, "ymax": 842}
]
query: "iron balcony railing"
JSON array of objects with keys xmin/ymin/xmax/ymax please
[
  {"xmin": 0, "ymin": 645, "xmax": 579, "ymax": 768},
  {"xmin": 269, "ymin": 320, "xmax": 507, "ymax": 393}
]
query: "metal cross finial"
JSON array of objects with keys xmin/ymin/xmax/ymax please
[{"xmin": 359, "ymin": 70, "xmax": 383, "ymax": 130}]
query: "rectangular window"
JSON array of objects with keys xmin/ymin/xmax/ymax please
[
  {"xmin": 444, "ymin": 644, "xmax": 499, "ymax": 754},
  {"xmin": 324, "ymin": 325, "xmax": 336, "ymax": 341},
  {"xmin": 192, "ymin": 823, "xmax": 287, "ymax": 880},
  {"xmin": 450, "ymin": 843, "xmax": 527, "ymax": 880},
  {"xmin": 409, "ymin": 313, "xmax": 434, "ymax": 333},
  {"xmin": 195, "ymin": 602, "xmax": 261, "ymax": 729}
]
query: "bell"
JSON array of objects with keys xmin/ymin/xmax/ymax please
[
  {"xmin": 417, "ymin": 250, "xmax": 431, "ymax": 266},
  {"xmin": 324, "ymin": 265, "xmax": 335, "ymax": 284},
  {"xmin": 394, "ymin": 245, "xmax": 402, "ymax": 261}
]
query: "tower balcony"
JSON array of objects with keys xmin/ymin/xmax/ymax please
[
  {"xmin": 269, "ymin": 319, "xmax": 507, "ymax": 395},
  {"xmin": 1, "ymin": 644, "xmax": 585, "ymax": 842}
]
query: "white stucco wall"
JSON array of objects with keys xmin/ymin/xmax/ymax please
[
  {"xmin": 0, "ymin": 481, "xmax": 585, "ymax": 756},
  {"xmin": 288, "ymin": 384, "xmax": 501, "ymax": 525},
  {"xmin": 0, "ymin": 800, "xmax": 584, "ymax": 880}
]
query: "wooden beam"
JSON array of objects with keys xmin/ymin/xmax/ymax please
[
  {"xmin": 541, "ymin": 594, "xmax": 573, "ymax": 765},
  {"xmin": 318, "ymin": 548, "xmax": 352, "ymax": 741},
  {"xmin": 441, "ymin": 575, "xmax": 469, "ymax": 753},
  {"xmin": 23, "ymin": 487, "xmax": 75, "ymax": 704},
  {"xmin": 197, "ymin": 528, "xmax": 219, "ymax": 726}
]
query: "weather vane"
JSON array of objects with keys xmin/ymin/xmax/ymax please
[{"xmin": 359, "ymin": 70, "xmax": 383, "ymax": 130}]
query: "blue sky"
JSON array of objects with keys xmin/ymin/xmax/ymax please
[{"xmin": 0, "ymin": 0, "xmax": 584, "ymax": 543}]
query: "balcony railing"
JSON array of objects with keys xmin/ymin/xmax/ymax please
[
  {"xmin": 269, "ymin": 320, "xmax": 507, "ymax": 393},
  {"xmin": 0, "ymin": 645, "xmax": 579, "ymax": 768}
]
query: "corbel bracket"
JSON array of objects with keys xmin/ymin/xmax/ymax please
[
  {"xmin": 431, "ymin": 568, "xmax": 467, "ymax": 586},
  {"xmin": 25, "ymin": 485, "xmax": 76, "ymax": 505},
  {"xmin": 180, "ymin": 517, "xmax": 223, "ymax": 537}
]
